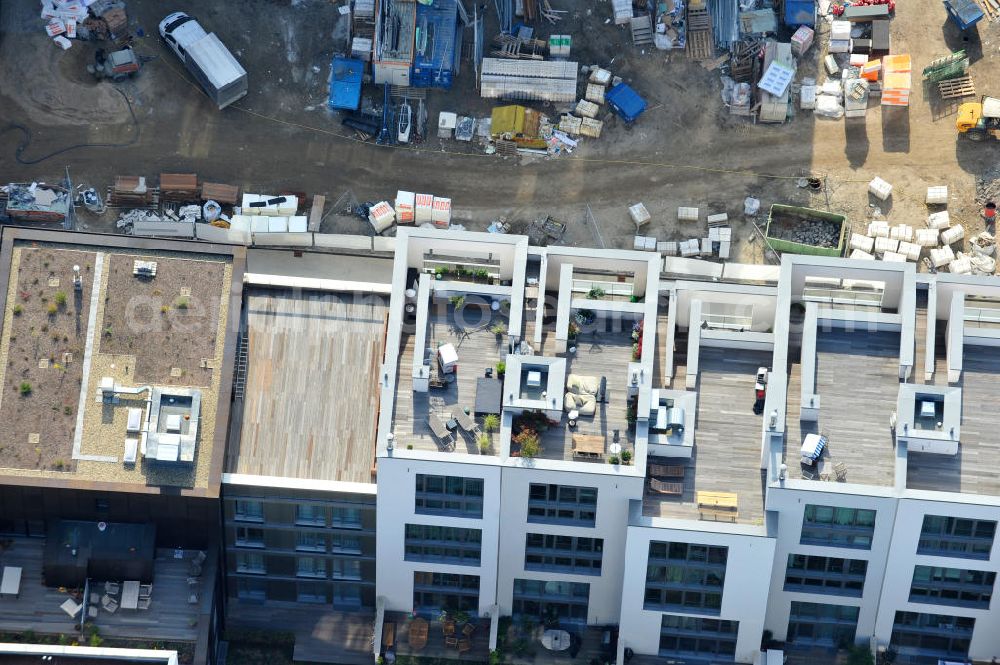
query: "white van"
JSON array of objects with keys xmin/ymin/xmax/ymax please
[{"xmin": 158, "ymin": 12, "xmax": 247, "ymax": 109}]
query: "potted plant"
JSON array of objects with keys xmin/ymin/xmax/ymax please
[
  {"xmin": 449, "ymin": 295, "xmax": 465, "ymax": 309},
  {"xmin": 568, "ymin": 321, "xmax": 580, "ymax": 341},
  {"xmin": 483, "ymin": 414, "xmax": 500, "ymax": 433},
  {"xmin": 496, "ymin": 361, "xmax": 506, "ymax": 379},
  {"xmin": 478, "ymin": 433, "xmax": 492, "ymax": 454},
  {"xmin": 608, "ymin": 454, "xmax": 620, "ymax": 465},
  {"xmin": 621, "ymin": 449, "xmax": 633, "ymax": 465},
  {"xmin": 587, "ymin": 287, "xmax": 605, "ymax": 300},
  {"xmin": 513, "ymin": 428, "xmax": 540, "ymax": 458},
  {"xmin": 490, "ymin": 323, "xmax": 506, "ymax": 338}
]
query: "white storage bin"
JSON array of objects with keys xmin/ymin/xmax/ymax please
[
  {"xmin": 898, "ymin": 241, "xmax": 921, "ymax": 261},
  {"xmin": 678, "ymin": 207, "xmax": 699, "ymax": 222},
  {"xmin": 868, "ymin": 176, "xmax": 893, "ymax": 201},
  {"xmin": 890, "ymin": 224, "xmax": 913, "ymax": 242},
  {"xmin": 927, "ymin": 211, "xmax": 951, "ymax": 229},
  {"xmin": 874, "ymin": 236, "xmax": 899, "ymax": 254},
  {"xmin": 940, "ymin": 224, "xmax": 965, "ymax": 245},
  {"xmin": 868, "ymin": 220, "xmax": 890, "ymax": 238},
  {"xmin": 850, "ymin": 233, "xmax": 875, "ymax": 252},
  {"xmin": 926, "ymin": 186, "xmax": 948, "ymax": 205},
  {"xmin": 915, "ymin": 228, "xmax": 940, "ymax": 247}
]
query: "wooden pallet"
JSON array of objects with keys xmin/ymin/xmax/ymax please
[
  {"xmin": 939, "ymin": 75, "xmax": 976, "ymax": 99},
  {"xmin": 687, "ymin": 30, "xmax": 713, "ymax": 59},
  {"xmin": 495, "ymin": 139, "xmax": 518, "ymax": 157},
  {"xmin": 974, "ymin": 0, "xmax": 999, "ymax": 20},
  {"xmin": 105, "ymin": 186, "xmax": 160, "ymax": 209},
  {"xmin": 687, "ymin": 7, "xmax": 711, "ymax": 29},
  {"xmin": 631, "ymin": 15, "xmax": 653, "ymax": 46}
]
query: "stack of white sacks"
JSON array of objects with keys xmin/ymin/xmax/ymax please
[{"xmin": 853, "ymin": 183, "xmax": 988, "ymax": 273}]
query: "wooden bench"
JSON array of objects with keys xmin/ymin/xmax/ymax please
[
  {"xmin": 698, "ymin": 507, "xmax": 739, "ymax": 523},
  {"xmin": 649, "ymin": 479, "xmax": 683, "ymax": 495},
  {"xmin": 649, "ymin": 464, "xmax": 685, "ymax": 478},
  {"xmin": 696, "ymin": 491, "xmax": 738, "ymax": 522},
  {"xmin": 572, "ymin": 434, "xmax": 605, "ymax": 459}
]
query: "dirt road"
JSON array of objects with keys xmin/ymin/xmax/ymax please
[{"xmin": 1, "ymin": 0, "xmax": 999, "ymax": 260}]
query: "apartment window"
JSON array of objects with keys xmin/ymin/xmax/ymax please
[
  {"xmin": 235, "ymin": 551, "xmax": 265, "ymax": 574},
  {"xmin": 234, "ymin": 499, "xmax": 264, "ymax": 522},
  {"xmin": 918, "ymin": 516, "xmax": 996, "ymax": 560},
  {"xmin": 297, "ymin": 581, "xmax": 327, "ymax": 604},
  {"xmin": 524, "ymin": 533, "xmax": 603, "ymax": 575},
  {"xmin": 296, "ymin": 504, "xmax": 326, "ymax": 526},
  {"xmin": 414, "ymin": 474, "xmax": 484, "ymax": 518},
  {"xmin": 331, "ymin": 506, "xmax": 362, "ymax": 528},
  {"xmin": 332, "ymin": 558, "xmax": 362, "ymax": 580},
  {"xmin": 527, "ymin": 483, "xmax": 598, "ymax": 526},
  {"xmin": 512, "ymin": 579, "xmax": 590, "ymax": 623},
  {"xmin": 413, "ymin": 571, "xmax": 480, "ymax": 613},
  {"xmin": 297, "ymin": 557, "xmax": 327, "ymax": 579},
  {"xmin": 909, "ymin": 565, "xmax": 996, "ymax": 609},
  {"xmin": 644, "ymin": 541, "xmax": 727, "ymax": 615},
  {"xmin": 333, "ymin": 583, "xmax": 362, "ymax": 608},
  {"xmin": 784, "ymin": 554, "xmax": 868, "ymax": 597},
  {"xmin": 787, "ymin": 602, "xmax": 860, "ymax": 647},
  {"xmin": 296, "ymin": 531, "xmax": 326, "ymax": 552},
  {"xmin": 800, "ymin": 505, "xmax": 876, "ymax": 550},
  {"xmin": 235, "ymin": 526, "xmax": 264, "ymax": 548},
  {"xmin": 236, "ymin": 578, "xmax": 267, "ymax": 601},
  {"xmin": 891, "ymin": 612, "xmax": 974, "ymax": 661},
  {"xmin": 331, "ymin": 534, "xmax": 362, "ymax": 554},
  {"xmin": 659, "ymin": 616, "xmax": 738, "ymax": 659},
  {"xmin": 405, "ymin": 524, "xmax": 482, "ymax": 565}
]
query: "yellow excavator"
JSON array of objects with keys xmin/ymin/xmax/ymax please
[{"xmin": 956, "ymin": 96, "xmax": 1000, "ymax": 141}]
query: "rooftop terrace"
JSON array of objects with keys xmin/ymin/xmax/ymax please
[
  {"xmin": 906, "ymin": 349, "xmax": 1000, "ymax": 495},
  {"xmin": 227, "ymin": 288, "xmax": 388, "ymax": 483},
  {"xmin": 392, "ymin": 302, "xmax": 508, "ymax": 456},
  {"xmin": 0, "ymin": 236, "xmax": 235, "ymax": 493},
  {"xmin": 785, "ymin": 330, "xmax": 900, "ymax": 487},
  {"xmin": 0, "ymin": 538, "xmax": 204, "ymax": 645},
  {"xmin": 643, "ymin": 347, "xmax": 769, "ymax": 526},
  {"xmin": 536, "ymin": 321, "xmax": 636, "ymax": 464}
]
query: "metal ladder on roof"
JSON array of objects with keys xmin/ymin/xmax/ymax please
[{"xmin": 233, "ymin": 333, "xmax": 249, "ymax": 399}]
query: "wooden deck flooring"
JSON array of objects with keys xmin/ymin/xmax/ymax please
[
  {"xmin": 0, "ymin": 539, "xmax": 199, "ymax": 642},
  {"xmin": 785, "ymin": 331, "xmax": 899, "ymax": 488},
  {"xmin": 392, "ymin": 305, "xmax": 507, "ymax": 455},
  {"xmin": 644, "ymin": 348, "xmax": 769, "ymax": 526},
  {"xmin": 907, "ymin": 352, "xmax": 1000, "ymax": 495},
  {"xmin": 538, "ymin": 330, "xmax": 635, "ymax": 463},
  {"xmin": 228, "ymin": 289, "xmax": 388, "ymax": 482}
]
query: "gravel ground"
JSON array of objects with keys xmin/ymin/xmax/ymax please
[{"xmin": 0, "ymin": 0, "xmax": 998, "ymax": 267}]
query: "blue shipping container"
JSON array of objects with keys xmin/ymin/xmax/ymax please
[
  {"xmin": 784, "ymin": 0, "xmax": 816, "ymax": 26},
  {"xmin": 606, "ymin": 83, "xmax": 647, "ymax": 124},
  {"xmin": 328, "ymin": 57, "xmax": 364, "ymax": 111}
]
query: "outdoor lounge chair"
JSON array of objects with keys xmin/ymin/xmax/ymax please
[
  {"xmin": 649, "ymin": 463, "xmax": 685, "ymax": 478},
  {"xmin": 427, "ymin": 413, "xmax": 454, "ymax": 448},
  {"xmin": 105, "ymin": 582, "xmax": 119, "ymax": 595},
  {"xmin": 649, "ymin": 479, "xmax": 683, "ymax": 495},
  {"xmin": 137, "ymin": 597, "xmax": 152, "ymax": 610},
  {"xmin": 139, "ymin": 583, "xmax": 153, "ymax": 599},
  {"xmin": 101, "ymin": 596, "xmax": 118, "ymax": 614},
  {"xmin": 452, "ymin": 407, "xmax": 478, "ymax": 434}
]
